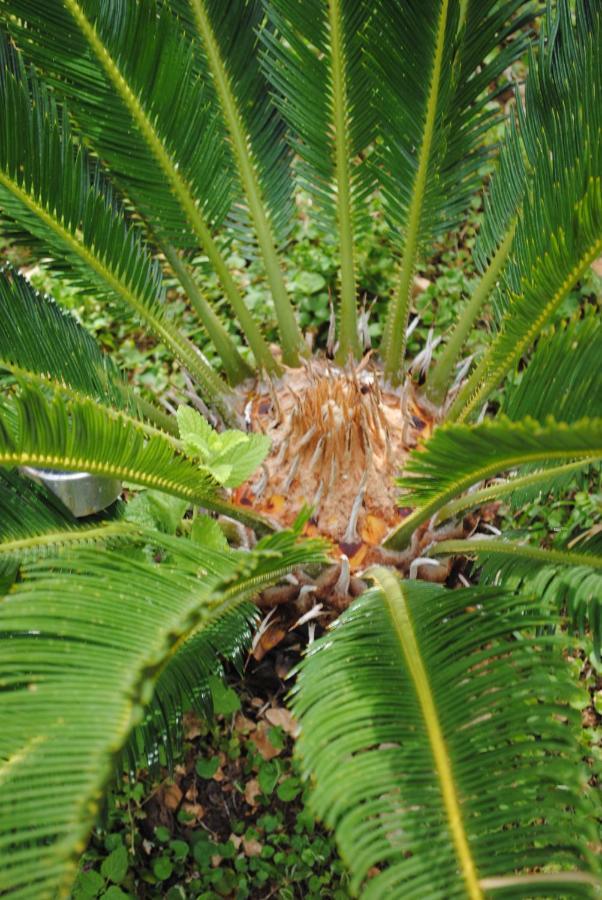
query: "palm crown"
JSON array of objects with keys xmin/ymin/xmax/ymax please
[{"xmin": 0, "ymin": 0, "xmax": 601, "ymax": 897}]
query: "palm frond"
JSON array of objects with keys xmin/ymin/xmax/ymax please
[
  {"xmin": 130, "ymin": 524, "xmax": 328, "ymax": 769},
  {"xmin": 292, "ymin": 569, "xmax": 600, "ymax": 897},
  {"xmin": 504, "ymin": 312, "xmax": 602, "ymax": 423},
  {"xmin": 261, "ymin": 0, "xmax": 375, "ymax": 358},
  {"xmin": 0, "ymin": 527, "xmax": 325, "ymax": 898},
  {"xmin": 0, "ymin": 39, "xmax": 232, "ymax": 413},
  {"xmin": 1, "ymin": 0, "xmax": 277, "ymax": 373},
  {"xmin": 376, "ymin": 0, "xmax": 536, "ymax": 379},
  {"xmin": 450, "ymin": 0, "xmax": 602, "ymax": 420},
  {"xmin": 0, "ymin": 469, "xmax": 137, "ymax": 580},
  {"xmin": 2, "ymin": 0, "xmax": 231, "ymax": 245},
  {"xmin": 385, "ymin": 416, "xmax": 602, "ymax": 548},
  {"xmin": 436, "ymin": 458, "xmax": 595, "ymax": 522},
  {"xmin": 0, "ymin": 266, "xmax": 158, "ymax": 425},
  {"xmin": 434, "ymin": 535, "xmax": 602, "ymax": 658},
  {"xmin": 172, "ymin": 0, "xmax": 305, "ymax": 365},
  {"xmin": 0, "ymin": 384, "xmax": 224, "ymax": 506}
]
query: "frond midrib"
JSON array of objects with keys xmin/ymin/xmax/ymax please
[
  {"xmin": 61, "ymin": 0, "xmax": 275, "ymax": 374},
  {"xmin": 328, "ymin": 0, "xmax": 359, "ymax": 360},
  {"xmin": 188, "ymin": 0, "xmax": 304, "ymax": 366},
  {"xmin": 382, "ymin": 0, "xmax": 450, "ymax": 382},
  {"xmin": 0, "ymin": 522, "xmax": 140, "ymax": 558},
  {"xmin": 0, "ymin": 169, "xmax": 231, "ymax": 415},
  {"xmin": 370, "ymin": 566, "xmax": 483, "ymax": 900},
  {"xmin": 434, "ymin": 537, "xmax": 602, "ymax": 569},
  {"xmin": 452, "ymin": 214, "xmax": 602, "ymax": 421}
]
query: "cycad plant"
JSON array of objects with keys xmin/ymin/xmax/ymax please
[{"xmin": 0, "ymin": 0, "xmax": 601, "ymax": 896}]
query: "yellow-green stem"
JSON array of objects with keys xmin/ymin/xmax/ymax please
[
  {"xmin": 370, "ymin": 567, "xmax": 483, "ymax": 900},
  {"xmin": 163, "ymin": 245, "xmax": 253, "ymax": 384},
  {"xmin": 189, "ymin": 0, "xmax": 305, "ymax": 366},
  {"xmin": 427, "ymin": 223, "xmax": 516, "ymax": 404},
  {"xmin": 328, "ymin": 0, "xmax": 360, "ymax": 362},
  {"xmin": 382, "ymin": 0, "xmax": 450, "ymax": 384}
]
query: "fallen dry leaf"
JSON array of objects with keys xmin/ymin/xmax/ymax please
[
  {"xmin": 229, "ymin": 833, "xmax": 243, "ymax": 850},
  {"xmin": 183, "ymin": 712, "xmax": 202, "ymax": 740},
  {"xmin": 264, "ymin": 706, "xmax": 298, "ymax": 736},
  {"xmin": 161, "ymin": 782, "xmax": 182, "ymax": 811},
  {"xmin": 252, "ymin": 622, "xmax": 288, "ymax": 661},
  {"xmin": 244, "ymin": 778, "xmax": 261, "ymax": 807},
  {"xmin": 234, "ymin": 713, "xmax": 256, "ymax": 734},
  {"xmin": 181, "ymin": 802, "xmax": 205, "ymax": 824},
  {"xmin": 250, "ymin": 722, "xmax": 282, "ymax": 760},
  {"xmin": 243, "ymin": 837, "xmax": 263, "ymax": 857}
]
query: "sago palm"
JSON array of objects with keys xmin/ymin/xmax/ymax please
[{"xmin": 0, "ymin": 0, "xmax": 601, "ymax": 896}]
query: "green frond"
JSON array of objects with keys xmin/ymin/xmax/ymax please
[
  {"xmin": 0, "ymin": 526, "xmax": 325, "ymax": 898},
  {"xmin": 130, "ymin": 602, "xmax": 258, "ymax": 772},
  {"xmin": 0, "ymin": 469, "xmax": 137, "ymax": 579},
  {"xmin": 377, "ymin": 0, "xmax": 536, "ymax": 379},
  {"xmin": 0, "ymin": 384, "xmax": 224, "ymax": 508},
  {"xmin": 436, "ymin": 458, "xmax": 595, "ymax": 522},
  {"xmin": 434, "ymin": 535, "xmax": 602, "ymax": 658},
  {"xmin": 292, "ymin": 571, "xmax": 600, "ymax": 897},
  {"xmin": 1, "ymin": 0, "xmax": 277, "ymax": 373},
  {"xmin": 0, "ymin": 266, "xmax": 161, "ymax": 426},
  {"xmin": 385, "ymin": 416, "xmax": 602, "ymax": 548},
  {"xmin": 130, "ymin": 525, "xmax": 328, "ymax": 770},
  {"xmin": 504, "ymin": 312, "xmax": 602, "ymax": 424},
  {"xmin": 2, "ymin": 0, "xmax": 232, "ymax": 248},
  {"xmin": 168, "ymin": 0, "xmax": 295, "ymax": 248},
  {"xmin": 262, "ymin": 0, "xmax": 375, "ymax": 358},
  {"xmin": 176, "ymin": 0, "xmax": 305, "ymax": 365},
  {"xmin": 450, "ymin": 0, "xmax": 602, "ymax": 420},
  {"xmin": 0, "ymin": 38, "xmax": 232, "ymax": 413}
]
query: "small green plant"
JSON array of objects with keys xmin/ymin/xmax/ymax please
[
  {"xmin": 73, "ymin": 711, "xmax": 350, "ymax": 900},
  {"xmin": 0, "ymin": 0, "xmax": 600, "ymax": 897}
]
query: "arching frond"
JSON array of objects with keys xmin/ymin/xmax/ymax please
[
  {"xmin": 292, "ymin": 570, "xmax": 600, "ymax": 898},
  {"xmin": 0, "ymin": 470, "xmax": 138, "ymax": 576},
  {"xmin": 0, "ymin": 40, "xmax": 231, "ymax": 413},
  {"xmin": 2, "ymin": 0, "xmax": 231, "ymax": 246},
  {"xmin": 130, "ymin": 524, "xmax": 328, "ymax": 769},
  {"xmin": 450, "ymin": 1, "xmax": 602, "ymax": 420},
  {"xmin": 0, "ymin": 385, "xmax": 224, "ymax": 510},
  {"xmin": 171, "ymin": 0, "xmax": 304, "ymax": 365},
  {"xmin": 434, "ymin": 535, "xmax": 602, "ymax": 658},
  {"xmin": 0, "ymin": 266, "xmax": 147, "ymax": 419},
  {"xmin": 0, "ymin": 527, "xmax": 325, "ymax": 898},
  {"xmin": 436, "ymin": 459, "xmax": 596, "ymax": 522},
  {"xmin": 1, "ymin": 0, "xmax": 276, "ymax": 373},
  {"xmin": 376, "ymin": 0, "xmax": 536, "ymax": 380},
  {"xmin": 385, "ymin": 416, "xmax": 602, "ymax": 548},
  {"xmin": 504, "ymin": 312, "xmax": 602, "ymax": 424},
  {"xmin": 261, "ymin": 0, "xmax": 375, "ymax": 358}
]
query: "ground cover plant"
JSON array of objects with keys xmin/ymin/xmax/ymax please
[{"xmin": 0, "ymin": 0, "xmax": 601, "ymax": 897}]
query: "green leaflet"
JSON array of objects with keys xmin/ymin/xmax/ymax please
[
  {"xmin": 385, "ymin": 416, "xmax": 602, "ymax": 549},
  {"xmin": 292, "ymin": 574, "xmax": 600, "ymax": 897},
  {"xmin": 434, "ymin": 535, "xmax": 602, "ymax": 659},
  {"xmin": 0, "ymin": 527, "xmax": 326, "ymax": 897},
  {"xmin": 0, "ymin": 38, "xmax": 231, "ymax": 412}
]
